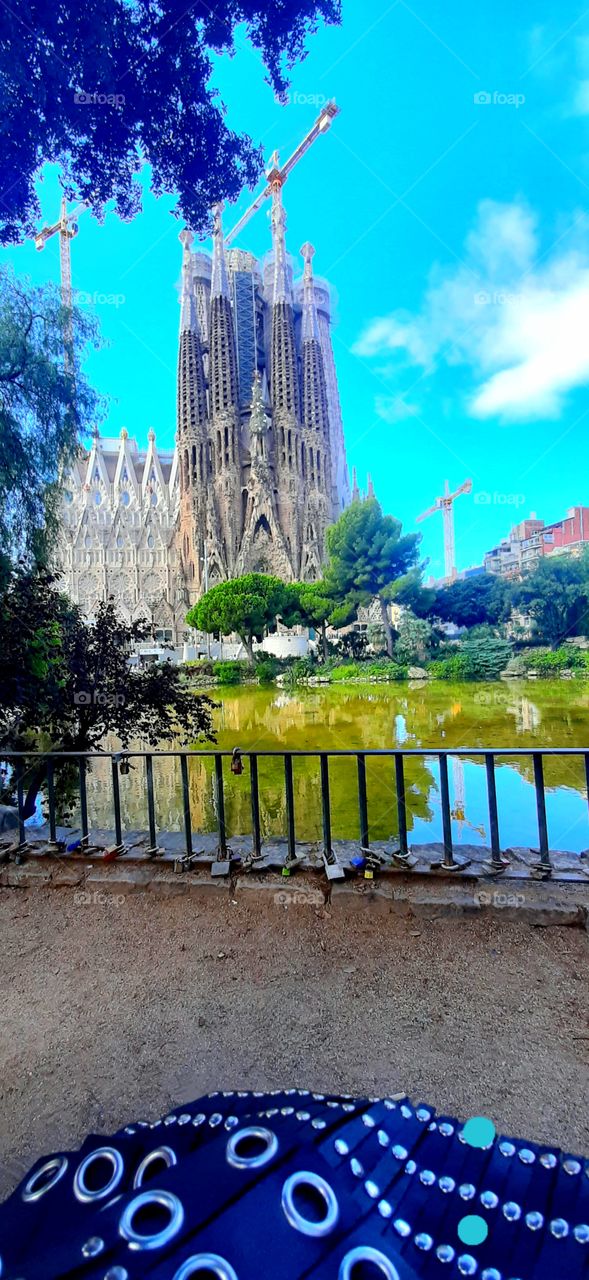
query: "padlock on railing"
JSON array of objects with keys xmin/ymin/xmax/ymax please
[{"xmin": 230, "ymin": 746, "xmax": 243, "ymax": 776}]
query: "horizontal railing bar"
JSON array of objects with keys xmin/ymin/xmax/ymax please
[{"xmin": 0, "ymin": 748, "xmax": 588, "ymax": 760}]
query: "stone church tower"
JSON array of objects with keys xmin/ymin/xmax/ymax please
[
  {"xmin": 177, "ymin": 188, "xmax": 350, "ymax": 604},
  {"xmin": 57, "ymin": 187, "xmax": 350, "ymax": 643}
]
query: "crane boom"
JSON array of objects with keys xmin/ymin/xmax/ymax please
[
  {"xmin": 416, "ymin": 478, "xmax": 472, "ymax": 582},
  {"xmin": 224, "ymin": 100, "xmax": 340, "ymax": 247}
]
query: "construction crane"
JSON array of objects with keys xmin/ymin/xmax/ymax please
[
  {"xmin": 416, "ymin": 478, "xmax": 472, "ymax": 583},
  {"xmin": 224, "ymin": 100, "xmax": 340, "ymax": 247},
  {"xmin": 34, "ymin": 197, "xmax": 86, "ymax": 372}
]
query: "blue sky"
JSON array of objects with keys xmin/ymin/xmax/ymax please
[{"xmin": 5, "ymin": 0, "xmax": 589, "ymax": 577}]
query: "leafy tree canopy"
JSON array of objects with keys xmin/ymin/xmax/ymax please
[
  {"xmin": 428, "ymin": 572, "xmax": 510, "ymax": 629},
  {"xmin": 0, "ymin": 268, "xmax": 102, "ymax": 573},
  {"xmin": 511, "ymin": 553, "xmax": 589, "ymax": 648},
  {"xmin": 289, "ymin": 579, "xmax": 337, "ymax": 658},
  {"xmin": 323, "ymin": 497, "xmax": 421, "ymax": 656},
  {"xmin": 0, "ymin": 0, "xmax": 340, "ymax": 244},
  {"xmin": 187, "ymin": 572, "xmax": 292, "ymax": 663},
  {"xmin": 0, "ymin": 572, "xmax": 215, "ymax": 816}
]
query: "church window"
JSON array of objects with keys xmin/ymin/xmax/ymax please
[
  {"xmin": 151, "ymin": 493, "xmax": 158, "ymax": 507},
  {"xmin": 147, "ymin": 535, "xmax": 155, "ymax": 549},
  {"xmin": 64, "ymin": 490, "xmax": 73, "ymax": 504},
  {"xmin": 94, "ymin": 492, "xmax": 102, "ymax": 505},
  {"xmin": 121, "ymin": 492, "xmax": 130, "ymax": 506},
  {"xmin": 116, "ymin": 535, "xmax": 123, "ymax": 548}
]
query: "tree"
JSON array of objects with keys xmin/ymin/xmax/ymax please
[
  {"xmin": 0, "ymin": 0, "xmax": 340, "ymax": 245},
  {"xmin": 289, "ymin": 580, "xmax": 335, "ymax": 660},
  {"xmin": 0, "ymin": 268, "xmax": 102, "ymax": 573},
  {"xmin": 323, "ymin": 498, "xmax": 421, "ymax": 658},
  {"xmin": 0, "ymin": 572, "xmax": 215, "ymax": 818},
  {"xmin": 187, "ymin": 573, "xmax": 291, "ymax": 664},
  {"xmin": 511, "ymin": 554, "xmax": 589, "ymax": 647},
  {"xmin": 394, "ymin": 611, "xmax": 433, "ymax": 665},
  {"xmin": 428, "ymin": 573, "xmax": 510, "ymax": 629}
]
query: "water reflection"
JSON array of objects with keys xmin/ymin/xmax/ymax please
[{"xmin": 82, "ymin": 681, "xmax": 589, "ymax": 854}]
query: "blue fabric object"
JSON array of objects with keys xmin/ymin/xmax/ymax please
[{"xmin": 1, "ymin": 1091, "xmax": 587, "ymax": 1278}]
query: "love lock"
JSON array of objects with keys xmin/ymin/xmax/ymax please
[{"xmin": 230, "ymin": 747, "xmax": 243, "ymax": 776}]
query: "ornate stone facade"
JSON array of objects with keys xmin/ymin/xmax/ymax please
[
  {"xmin": 58, "ymin": 191, "xmax": 350, "ymax": 640},
  {"xmin": 58, "ymin": 428, "xmax": 187, "ymax": 646},
  {"xmin": 177, "ymin": 194, "xmax": 350, "ymax": 604}
]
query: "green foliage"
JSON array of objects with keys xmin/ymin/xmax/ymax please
[
  {"xmin": 254, "ymin": 656, "xmax": 282, "ymax": 683},
  {"xmin": 516, "ymin": 646, "xmax": 588, "ymax": 676},
  {"xmin": 187, "ymin": 573, "xmax": 291, "ymax": 663},
  {"xmin": 329, "ymin": 659, "xmax": 406, "ymax": 682},
  {"xmin": 212, "ymin": 660, "xmax": 246, "ymax": 685},
  {"xmin": 0, "ymin": 0, "xmax": 340, "ymax": 244},
  {"xmin": 0, "ymin": 268, "xmax": 103, "ymax": 571},
  {"xmin": 0, "ymin": 571, "xmax": 216, "ymax": 815},
  {"xmin": 393, "ymin": 611, "xmax": 434, "ymax": 665},
  {"xmin": 428, "ymin": 635, "xmax": 511, "ymax": 680},
  {"xmin": 512, "ymin": 554, "xmax": 589, "ymax": 647},
  {"xmin": 429, "ymin": 573, "xmax": 511, "ymax": 628}
]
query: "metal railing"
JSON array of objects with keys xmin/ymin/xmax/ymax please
[{"xmin": 2, "ymin": 746, "xmax": 589, "ymax": 877}]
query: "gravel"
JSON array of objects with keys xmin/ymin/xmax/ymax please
[{"xmin": 1, "ymin": 886, "xmax": 588, "ymax": 1197}]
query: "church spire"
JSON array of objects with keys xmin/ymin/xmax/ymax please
[
  {"xmin": 211, "ymin": 203, "xmax": 230, "ymax": 300},
  {"xmin": 300, "ymin": 242, "xmax": 329, "ymax": 437},
  {"xmin": 351, "ymin": 466, "xmax": 360, "ymax": 501},
  {"xmin": 209, "ymin": 202, "xmax": 238, "ymax": 415},
  {"xmin": 269, "ymin": 165, "xmax": 300, "ymax": 419},
  {"xmin": 177, "ymin": 229, "xmax": 207, "ymax": 433}
]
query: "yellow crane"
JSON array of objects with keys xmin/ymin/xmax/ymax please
[
  {"xmin": 416, "ymin": 478, "xmax": 472, "ymax": 583},
  {"xmin": 224, "ymin": 100, "xmax": 340, "ymax": 246}
]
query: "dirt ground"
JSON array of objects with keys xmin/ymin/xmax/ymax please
[{"xmin": 1, "ymin": 885, "xmax": 588, "ymax": 1199}]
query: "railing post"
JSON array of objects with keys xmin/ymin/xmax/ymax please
[
  {"xmin": 15, "ymin": 759, "xmax": 27, "ymax": 860},
  {"xmin": 532, "ymin": 752, "xmax": 551, "ymax": 877},
  {"xmin": 78, "ymin": 756, "xmax": 89, "ymax": 849},
  {"xmin": 439, "ymin": 753, "xmax": 454, "ymax": 869},
  {"xmin": 394, "ymin": 752, "xmax": 409, "ymax": 861},
  {"xmin": 214, "ymin": 754, "xmax": 227, "ymax": 859},
  {"xmin": 110, "ymin": 756, "xmax": 125, "ymax": 855},
  {"xmin": 357, "ymin": 753, "xmax": 369, "ymax": 850},
  {"xmin": 284, "ymin": 754, "xmax": 296, "ymax": 863},
  {"xmin": 45, "ymin": 757, "xmax": 59, "ymax": 851},
  {"xmin": 180, "ymin": 755, "xmax": 192, "ymax": 859},
  {"xmin": 249, "ymin": 755, "xmax": 262, "ymax": 859},
  {"xmin": 485, "ymin": 753, "xmax": 503, "ymax": 871},
  {"xmin": 320, "ymin": 753, "xmax": 332, "ymax": 857},
  {"xmin": 145, "ymin": 754, "xmax": 160, "ymax": 856}
]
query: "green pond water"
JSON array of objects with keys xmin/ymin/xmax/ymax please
[{"xmin": 86, "ymin": 680, "xmax": 589, "ymax": 854}]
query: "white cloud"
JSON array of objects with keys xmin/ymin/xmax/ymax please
[{"xmin": 353, "ymin": 200, "xmax": 589, "ymax": 422}]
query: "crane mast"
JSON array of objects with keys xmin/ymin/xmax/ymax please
[
  {"xmin": 416, "ymin": 478, "xmax": 472, "ymax": 582},
  {"xmin": 35, "ymin": 197, "xmax": 85, "ymax": 376}
]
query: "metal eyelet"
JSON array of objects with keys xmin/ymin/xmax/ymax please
[
  {"xmin": 226, "ymin": 1127, "xmax": 278, "ymax": 1170},
  {"xmin": 22, "ymin": 1155, "xmax": 68, "ymax": 1202},
  {"xmin": 119, "ymin": 1190, "xmax": 184, "ymax": 1251},
  {"xmin": 133, "ymin": 1146, "xmax": 177, "ymax": 1189},
  {"xmin": 173, "ymin": 1255, "xmax": 238, "ymax": 1280},
  {"xmin": 339, "ymin": 1245, "xmax": 401, "ymax": 1279},
  {"xmin": 74, "ymin": 1147, "xmax": 124, "ymax": 1203},
  {"xmin": 281, "ymin": 1171, "xmax": 339, "ymax": 1237}
]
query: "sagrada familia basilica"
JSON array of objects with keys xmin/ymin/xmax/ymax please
[{"xmin": 58, "ymin": 180, "xmax": 350, "ymax": 650}]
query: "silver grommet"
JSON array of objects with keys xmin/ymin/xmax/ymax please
[
  {"xmin": 281, "ymin": 1171, "xmax": 339, "ymax": 1237},
  {"xmin": 339, "ymin": 1245, "xmax": 400, "ymax": 1279},
  {"xmin": 74, "ymin": 1147, "xmax": 124, "ymax": 1203},
  {"xmin": 22, "ymin": 1155, "xmax": 68, "ymax": 1202},
  {"xmin": 226, "ymin": 1127, "xmax": 278, "ymax": 1170},
  {"xmin": 119, "ymin": 1189, "xmax": 184, "ymax": 1251},
  {"xmin": 173, "ymin": 1255, "xmax": 239, "ymax": 1280},
  {"xmin": 81, "ymin": 1236, "xmax": 104, "ymax": 1257},
  {"xmin": 133, "ymin": 1146, "xmax": 177, "ymax": 1189}
]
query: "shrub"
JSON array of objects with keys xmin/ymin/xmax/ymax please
[
  {"xmin": 184, "ymin": 658, "xmax": 214, "ymax": 676},
  {"xmin": 520, "ymin": 645, "xmax": 588, "ymax": 676},
  {"xmin": 255, "ymin": 657, "xmax": 280, "ymax": 683},
  {"xmin": 428, "ymin": 654, "xmax": 469, "ymax": 680},
  {"xmin": 460, "ymin": 636, "xmax": 512, "ymax": 680},
  {"xmin": 212, "ymin": 660, "xmax": 247, "ymax": 685}
]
